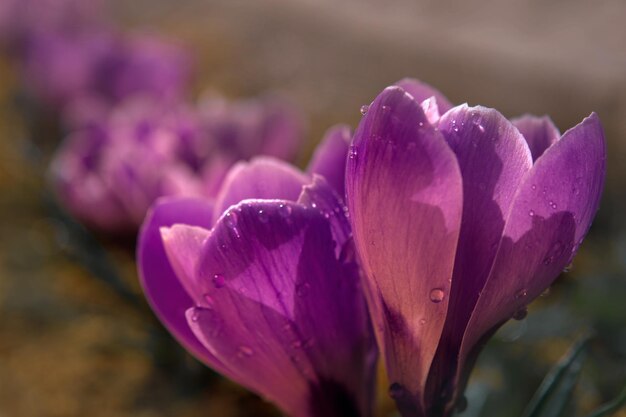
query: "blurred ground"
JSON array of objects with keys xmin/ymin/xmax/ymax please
[{"xmin": 1, "ymin": 1, "xmax": 625, "ymax": 416}]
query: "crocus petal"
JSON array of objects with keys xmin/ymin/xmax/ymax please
[
  {"xmin": 512, "ymin": 114, "xmax": 561, "ymax": 161},
  {"xmin": 425, "ymin": 106, "xmax": 533, "ymax": 409},
  {"xmin": 137, "ymin": 197, "xmax": 219, "ymax": 367},
  {"xmin": 306, "ymin": 124, "xmax": 351, "ymax": 197},
  {"xmin": 170, "ymin": 201, "xmax": 374, "ymax": 417},
  {"xmin": 298, "ymin": 175, "xmax": 351, "ymax": 256},
  {"xmin": 460, "ymin": 113, "xmax": 606, "ymax": 371},
  {"xmin": 212, "ymin": 156, "xmax": 310, "ymax": 223},
  {"xmin": 395, "ymin": 78, "xmax": 454, "ymax": 114},
  {"xmin": 346, "ymin": 86, "xmax": 463, "ymax": 411}
]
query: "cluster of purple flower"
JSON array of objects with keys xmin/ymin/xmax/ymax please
[
  {"xmin": 138, "ymin": 79, "xmax": 606, "ymax": 417},
  {"xmin": 2, "ymin": 2, "xmax": 607, "ymax": 416},
  {"xmin": 50, "ymin": 94, "xmax": 302, "ymax": 233},
  {"xmin": 1, "ymin": 0, "xmax": 303, "ymax": 234}
]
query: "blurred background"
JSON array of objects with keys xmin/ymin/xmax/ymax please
[{"xmin": 0, "ymin": 0, "xmax": 625, "ymax": 416}]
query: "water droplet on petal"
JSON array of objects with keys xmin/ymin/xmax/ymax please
[
  {"xmin": 512, "ymin": 308, "xmax": 528, "ymax": 321},
  {"xmin": 429, "ymin": 288, "xmax": 445, "ymax": 303},
  {"xmin": 348, "ymin": 145, "xmax": 358, "ymax": 160},
  {"xmin": 258, "ymin": 209, "xmax": 269, "ymax": 223},
  {"xmin": 212, "ymin": 274, "xmax": 226, "ymax": 288},
  {"xmin": 388, "ymin": 383, "xmax": 406, "ymax": 399},
  {"xmin": 225, "ymin": 212, "xmax": 241, "ymax": 238},
  {"xmin": 528, "ymin": 210, "xmax": 535, "ymax": 217},
  {"xmin": 278, "ymin": 203, "xmax": 292, "ymax": 218},
  {"xmin": 190, "ymin": 310, "xmax": 200, "ymax": 322},
  {"xmin": 515, "ymin": 288, "xmax": 528, "ymax": 299},
  {"xmin": 360, "ymin": 105, "xmax": 369, "ymax": 115},
  {"xmin": 531, "ymin": 184, "xmax": 537, "ymax": 191},
  {"xmin": 296, "ymin": 282, "xmax": 311, "ymax": 297}
]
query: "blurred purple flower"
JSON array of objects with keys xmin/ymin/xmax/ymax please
[
  {"xmin": 51, "ymin": 97, "xmax": 204, "ymax": 233},
  {"xmin": 20, "ymin": 30, "xmax": 113, "ymax": 106},
  {"xmin": 0, "ymin": 0, "xmax": 105, "ymax": 51},
  {"xmin": 194, "ymin": 93, "xmax": 305, "ymax": 195},
  {"xmin": 19, "ymin": 29, "xmax": 191, "ymax": 107},
  {"xmin": 346, "ymin": 79, "xmax": 606, "ymax": 416},
  {"xmin": 137, "ymin": 144, "xmax": 376, "ymax": 416},
  {"xmin": 94, "ymin": 32, "xmax": 192, "ymax": 103},
  {"xmin": 52, "ymin": 94, "xmax": 305, "ymax": 234}
]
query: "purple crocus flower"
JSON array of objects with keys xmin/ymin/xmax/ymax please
[
  {"xmin": 194, "ymin": 93, "xmax": 305, "ymax": 195},
  {"xmin": 94, "ymin": 32, "xmax": 192, "ymax": 103},
  {"xmin": 0, "ymin": 0, "xmax": 105, "ymax": 51},
  {"xmin": 346, "ymin": 79, "xmax": 606, "ymax": 417},
  {"xmin": 52, "ymin": 92, "xmax": 305, "ymax": 234},
  {"xmin": 137, "ymin": 131, "xmax": 376, "ymax": 416},
  {"xmin": 20, "ymin": 29, "xmax": 114, "ymax": 106},
  {"xmin": 18, "ymin": 29, "xmax": 191, "ymax": 107},
  {"xmin": 51, "ymin": 97, "xmax": 205, "ymax": 233}
]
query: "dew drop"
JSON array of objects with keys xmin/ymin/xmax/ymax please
[
  {"xmin": 296, "ymin": 282, "xmax": 311, "ymax": 297},
  {"xmin": 348, "ymin": 145, "xmax": 358, "ymax": 160},
  {"xmin": 212, "ymin": 274, "xmax": 226, "ymax": 288},
  {"xmin": 388, "ymin": 383, "xmax": 406, "ymax": 399},
  {"xmin": 528, "ymin": 210, "xmax": 535, "ymax": 217},
  {"xmin": 429, "ymin": 288, "xmax": 445, "ymax": 303},
  {"xmin": 190, "ymin": 310, "xmax": 200, "ymax": 322},
  {"xmin": 531, "ymin": 184, "xmax": 537, "ymax": 191},
  {"xmin": 258, "ymin": 209, "xmax": 269, "ymax": 223},
  {"xmin": 515, "ymin": 288, "xmax": 528, "ymax": 299},
  {"xmin": 360, "ymin": 105, "xmax": 369, "ymax": 115},
  {"xmin": 225, "ymin": 212, "xmax": 241, "ymax": 238},
  {"xmin": 512, "ymin": 308, "xmax": 528, "ymax": 321},
  {"xmin": 278, "ymin": 203, "xmax": 292, "ymax": 218}
]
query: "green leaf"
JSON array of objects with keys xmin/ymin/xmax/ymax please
[
  {"xmin": 583, "ymin": 386, "xmax": 626, "ymax": 417},
  {"xmin": 520, "ymin": 334, "xmax": 591, "ymax": 417}
]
